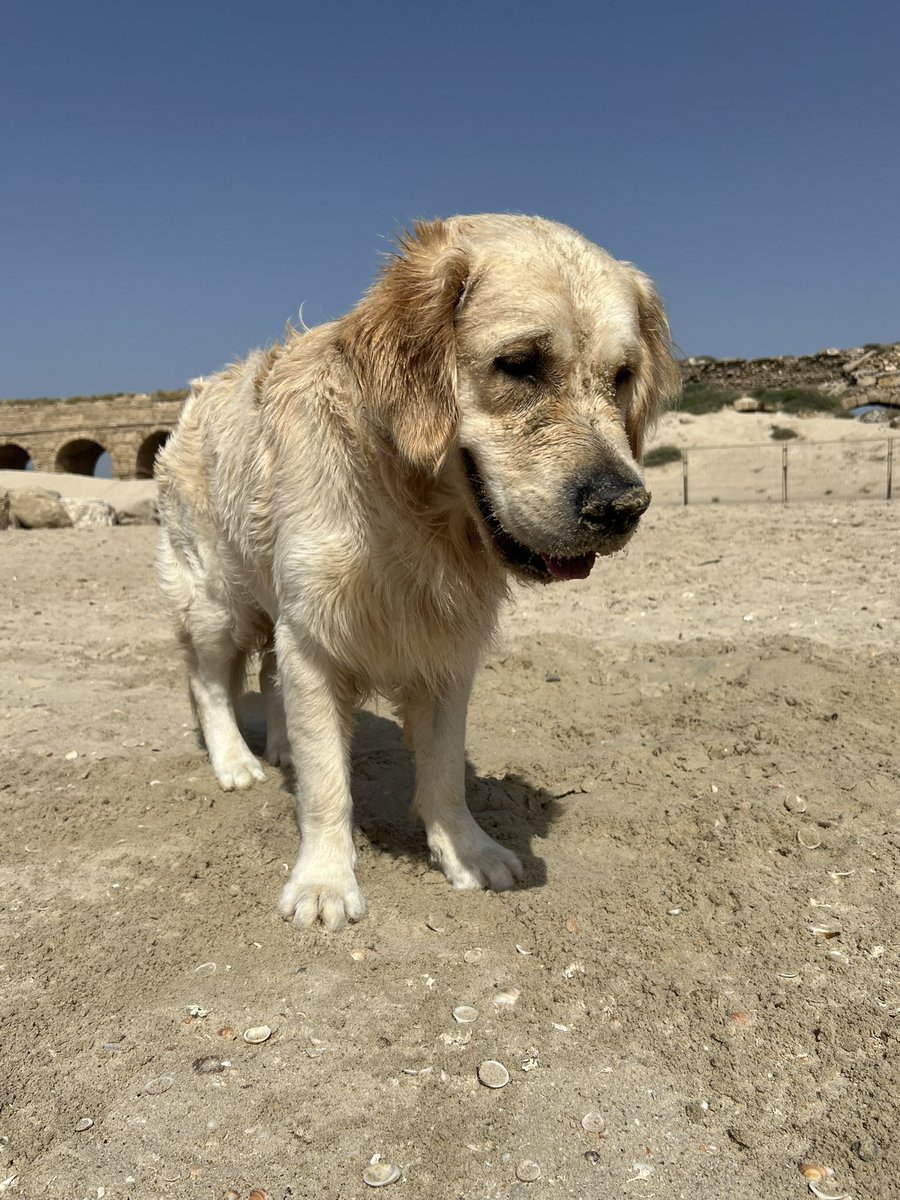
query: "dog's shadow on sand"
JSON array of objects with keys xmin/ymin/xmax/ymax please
[{"xmin": 238, "ymin": 696, "xmax": 558, "ymax": 889}]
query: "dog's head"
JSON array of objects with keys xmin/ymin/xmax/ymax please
[{"xmin": 347, "ymin": 214, "xmax": 680, "ymax": 582}]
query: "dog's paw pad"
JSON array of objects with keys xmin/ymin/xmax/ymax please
[
  {"xmin": 279, "ymin": 874, "xmax": 366, "ymax": 930},
  {"xmin": 431, "ymin": 829, "xmax": 524, "ymax": 893},
  {"xmin": 214, "ymin": 751, "xmax": 266, "ymax": 791}
]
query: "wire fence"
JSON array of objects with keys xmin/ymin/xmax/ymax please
[{"xmin": 648, "ymin": 437, "xmax": 894, "ymax": 505}]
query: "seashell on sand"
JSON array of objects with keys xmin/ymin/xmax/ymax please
[
  {"xmin": 477, "ymin": 1060, "xmax": 510, "ymax": 1088},
  {"xmin": 363, "ymin": 1162, "xmax": 401, "ymax": 1187}
]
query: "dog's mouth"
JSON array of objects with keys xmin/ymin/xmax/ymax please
[{"xmin": 462, "ymin": 450, "xmax": 596, "ymax": 583}]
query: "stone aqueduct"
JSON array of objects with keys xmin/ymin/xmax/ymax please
[{"xmin": 0, "ymin": 394, "xmax": 185, "ymax": 479}]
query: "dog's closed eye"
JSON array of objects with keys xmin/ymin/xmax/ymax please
[{"xmin": 494, "ymin": 349, "xmax": 543, "ymax": 381}]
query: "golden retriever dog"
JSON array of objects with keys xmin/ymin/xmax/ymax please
[{"xmin": 156, "ymin": 214, "xmax": 679, "ymax": 929}]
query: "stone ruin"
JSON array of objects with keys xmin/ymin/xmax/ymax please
[{"xmin": 681, "ymin": 342, "xmax": 900, "ymax": 408}]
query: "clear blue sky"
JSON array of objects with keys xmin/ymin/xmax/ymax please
[{"xmin": 2, "ymin": 0, "xmax": 898, "ymax": 399}]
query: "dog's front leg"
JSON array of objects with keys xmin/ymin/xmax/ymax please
[
  {"xmin": 275, "ymin": 622, "xmax": 365, "ymax": 930},
  {"xmin": 405, "ymin": 669, "xmax": 524, "ymax": 892}
]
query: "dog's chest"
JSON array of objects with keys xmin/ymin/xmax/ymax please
[{"xmin": 286, "ymin": 534, "xmax": 501, "ymax": 690}]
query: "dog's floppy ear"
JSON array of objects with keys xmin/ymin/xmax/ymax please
[
  {"xmin": 625, "ymin": 268, "xmax": 681, "ymax": 461},
  {"xmin": 345, "ymin": 220, "xmax": 469, "ymax": 471}
]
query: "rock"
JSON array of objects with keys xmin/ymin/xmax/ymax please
[
  {"xmin": 62, "ymin": 497, "xmax": 118, "ymax": 528},
  {"xmin": 115, "ymin": 496, "xmax": 159, "ymax": 525},
  {"xmin": 733, "ymin": 396, "xmax": 761, "ymax": 413},
  {"xmin": 0, "ymin": 491, "xmax": 9, "ymax": 530},
  {"xmin": 10, "ymin": 489, "xmax": 72, "ymax": 529}
]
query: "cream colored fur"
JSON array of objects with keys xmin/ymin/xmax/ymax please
[{"xmin": 156, "ymin": 214, "xmax": 679, "ymax": 929}]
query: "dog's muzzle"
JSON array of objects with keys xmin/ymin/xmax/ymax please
[{"xmin": 463, "ymin": 451, "xmax": 651, "ymax": 583}]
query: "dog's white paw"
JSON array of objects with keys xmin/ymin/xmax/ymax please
[
  {"xmin": 211, "ymin": 746, "xmax": 266, "ymax": 791},
  {"xmin": 429, "ymin": 823, "xmax": 524, "ymax": 892},
  {"xmin": 279, "ymin": 859, "xmax": 366, "ymax": 930}
]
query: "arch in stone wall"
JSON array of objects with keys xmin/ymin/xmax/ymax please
[
  {"xmin": 55, "ymin": 438, "xmax": 108, "ymax": 476},
  {"xmin": 0, "ymin": 442, "xmax": 33, "ymax": 470},
  {"xmin": 135, "ymin": 429, "xmax": 171, "ymax": 479}
]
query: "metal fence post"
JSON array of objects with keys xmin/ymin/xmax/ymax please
[
  {"xmin": 782, "ymin": 444, "xmax": 789, "ymax": 504},
  {"xmin": 682, "ymin": 449, "xmax": 689, "ymax": 506}
]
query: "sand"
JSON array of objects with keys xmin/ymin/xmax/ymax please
[
  {"xmin": 1, "ymin": 418, "xmax": 899, "ymax": 1198},
  {"xmin": 0, "ymin": 470, "xmax": 157, "ymax": 509}
]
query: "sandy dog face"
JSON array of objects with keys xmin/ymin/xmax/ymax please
[{"xmin": 351, "ymin": 215, "xmax": 680, "ymax": 582}]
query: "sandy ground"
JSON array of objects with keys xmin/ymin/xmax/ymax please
[
  {"xmin": 645, "ymin": 410, "xmax": 897, "ymax": 506},
  {"xmin": 1, "ymin": 456, "xmax": 899, "ymax": 1199},
  {"xmin": 0, "ymin": 470, "xmax": 157, "ymax": 508}
]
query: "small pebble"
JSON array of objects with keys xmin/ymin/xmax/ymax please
[
  {"xmin": 362, "ymin": 1162, "xmax": 401, "ymax": 1187},
  {"xmin": 477, "ymin": 1060, "xmax": 510, "ymax": 1088},
  {"xmin": 493, "ymin": 988, "xmax": 520, "ymax": 1009},
  {"xmin": 784, "ymin": 794, "xmax": 808, "ymax": 814},
  {"xmin": 463, "ymin": 948, "xmax": 483, "ymax": 964},
  {"xmin": 65, "ymin": 750, "xmax": 78, "ymax": 761},
  {"xmin": 453, "ymin": 1006, "xmax": 478, "ymax": 1024},
  {"xmin": 143, "ymin": 1074, "xmax": 174, "ymax": 1095},
  {"xmin": 516, "ymin": 1160, "xmax": 541, "ymax": 1182},
  {"xmin": 74, "ymin": 1117, "xmax": 93, "ymax": 1132},
  {"xmin": 544, "ymin": 672, "xmax": 561, "ymax": 682},
  {"xmin": 223, "ymin": 1191, "xmax": 240, "ymax": 1200},
  {"xmin": 243, "ymin": 1025, "xmax": 272, "ymax": 1044},
  {"xmin": 581, "ymin": 1111, "xmax": 606, "ymax": 1134},
  {"xmin": 584, "ymin": 1150, "xmax": 601, "ymax": 1165},
  {"xmin": 218, "ymin": 1026, "xmax": 235, "ymax": 1039},
  {"xmin": 249, "ymin": 1191, "xmax": 271, "ymax": 1200}
]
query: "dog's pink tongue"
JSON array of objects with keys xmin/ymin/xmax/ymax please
[{"xmin": 542, "ymin": 552, "xmax": 596, "ymax": 581}]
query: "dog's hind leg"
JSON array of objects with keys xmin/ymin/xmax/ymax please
[
  {"xmin": 179, "ymin": 609, "xmax": 266, "ymax": 791},
  {"xmin": 403, "ymin": 668, "xmax": 524, "ymax": 892},
  {"xmin": 158, "ymin": 532, "xmax": 265, "ymax": 791}
]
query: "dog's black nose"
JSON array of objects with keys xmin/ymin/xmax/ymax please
[{"xmin": 577, "ymin": 478, "xmax": 651, "ymax": 535}]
